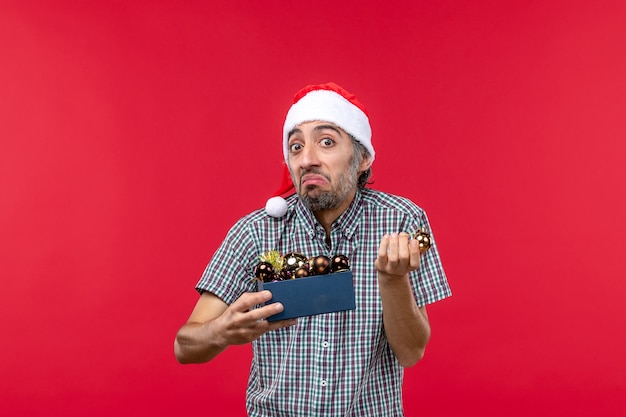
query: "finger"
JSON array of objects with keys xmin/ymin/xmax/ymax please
[
  {"xmin": 378, "ymin": 234, "xmax": 390, "ymax": 259},
  {"xmin": 376, "ymin": 234, "xmax": 390, "ymax": 269},
  {"xmin": 266, "ymin": 318, "xmax": 298, "ymax": 331},
  {"xmin": 246, "ymin": 301, "xmax": 286, "ymax": 322},
  {"xmin": 231, "ymin": 291, "xmax": 273, "ymax": 312},
  {"xmin": 392, "ymin": 232, "xmax": 412, "ymax": 271},
  {"xmin": 387, "ymin": 233, "xmax": 399, "ymax": 265},
  {"xmin": 398, "ymin": 232, "xmax": 411, "ymax": 260},
  {"xmin": 408, "ymin": 238, "xmax": 421, "ymax": 270}
]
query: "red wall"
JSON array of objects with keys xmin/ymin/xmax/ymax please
[{"xmin": 2, "ymin": 1, "xmax": 625, "ymax": 416}]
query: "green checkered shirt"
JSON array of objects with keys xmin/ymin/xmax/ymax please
[{"xmin": 197, "ymin": 188, "xmax": 451, "ymax": 416}]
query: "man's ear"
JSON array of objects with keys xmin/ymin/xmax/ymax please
[{"xmin": 359, "ymin": 153, "xmax": 372, "ymax": 172}]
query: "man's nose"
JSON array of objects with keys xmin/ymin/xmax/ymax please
[{"xmin": 299, "ymin": 142, "xmax": 320, "ymax": 168}]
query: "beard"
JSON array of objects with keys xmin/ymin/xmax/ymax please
[{"xmin": 298, "ymin": 166, "xmax": 358, "ymax": 212}]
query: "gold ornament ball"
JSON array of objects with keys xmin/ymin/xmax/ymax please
[{"xmin": 413, "ymin": 228, "xmax": 432, "ymax": 253}]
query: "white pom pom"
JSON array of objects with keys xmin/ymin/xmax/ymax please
[{"xmin": 265, "ymin": 196, "xmax": 288, "ymax": 218}]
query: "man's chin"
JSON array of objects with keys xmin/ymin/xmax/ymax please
[{"xmin": 300, "ymin": 186, "xmax": 325, "ymax": 198}]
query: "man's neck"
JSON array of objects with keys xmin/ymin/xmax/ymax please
[{"xmin": 313, "ymin": 189, "xmax": 357, "ymax": 239}]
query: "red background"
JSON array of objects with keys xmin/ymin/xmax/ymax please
[{"xmin": 2, "ymin": 1, "xmax": 625, "ymax": 416}]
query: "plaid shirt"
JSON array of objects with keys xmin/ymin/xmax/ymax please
[{"xmin": 197, "ymin": 188, "xmax": 451, "ymax": 416}]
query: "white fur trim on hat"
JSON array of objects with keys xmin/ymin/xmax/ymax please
[{"xmin": 283, "ymin": 89, "xmax": 375, "ymax": 163}]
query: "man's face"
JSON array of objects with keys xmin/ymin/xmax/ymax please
[{"xmin": 286, "ymin": 121, "xmax": 369, "ymax": 212}]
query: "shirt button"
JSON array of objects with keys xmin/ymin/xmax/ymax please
[
  {"xmin": 320, "ymin": 379, "xmax": 327, "ymax": 387},
  {"xmin": 321, "ymin": 341, "xmax": 329, "ymax": 348}
]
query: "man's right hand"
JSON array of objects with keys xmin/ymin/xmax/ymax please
[
  {"xmin": 213, "ymin": 290, "xmax": 297, "ymax": 347},
  {"xmin": 174, "ymin": 290, "xmax": 296, "ymax": 364}
]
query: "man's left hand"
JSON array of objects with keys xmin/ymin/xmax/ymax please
[{"xmin": 375, "ymin": 232, "xmax": 421, "ymax": 279}]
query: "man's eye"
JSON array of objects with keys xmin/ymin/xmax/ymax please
[
  {"xmin": 320, "ymin": 138, "xmax": 334, "ymax": 147},
  {"xmin": 289, "ymin": 143, "xmax": 303, "ymax": 152}
]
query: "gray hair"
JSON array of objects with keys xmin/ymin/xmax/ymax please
[{"xmin": 350, "ymin": 136, "xmax": 373, "ymax": 188}]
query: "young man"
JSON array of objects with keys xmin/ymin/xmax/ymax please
[{"xmin": 175, "ymin": 82, "xmax": 451, "ymax": 416}]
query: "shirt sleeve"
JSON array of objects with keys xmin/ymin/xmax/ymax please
[
  {"xmin": 409, "ymin": 209, "xmax": 452, "ymax": 306},
  {"xmin": 195, "ymin": 218, "xmax": 259, "ymax": 305}
]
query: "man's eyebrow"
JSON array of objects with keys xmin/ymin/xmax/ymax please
[
  {"xmin": 313, "ymin": 124, "xmax": 344, "ymax": 136},
  {"xmin": 287, "ymin": 128, "xmax": 302, "ymax": 139},
  {"xmin": 288, "ymin": 124, "xmax": 344, "ymax": 140}
]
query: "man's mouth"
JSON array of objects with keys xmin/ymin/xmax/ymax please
[{"xmin": 301, "ymin": 173, "xmax": 329, "ymax": 187}]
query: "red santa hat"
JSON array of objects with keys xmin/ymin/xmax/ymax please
[{"xmin": 265, "ymin": 82, "xmax": 374, "ymax": 218}]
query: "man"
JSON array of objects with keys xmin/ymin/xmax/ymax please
[{"xmin": 175, "ymin": 82, "xmax": 451, "ymax": 416}]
